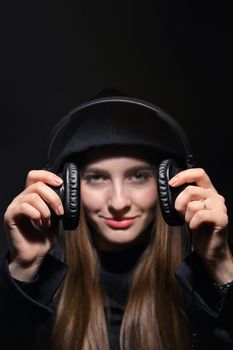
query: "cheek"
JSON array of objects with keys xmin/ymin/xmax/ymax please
[
  {"xmin": 134, "ymin": 186, "xmax": 158, "ymax": 209},
  {"xmin": 81, "ymin": 186, "xmax": 105, "ymax": 213}
]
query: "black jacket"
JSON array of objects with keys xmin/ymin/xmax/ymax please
[{"xmin": 0, "ymin": 250, "xmax": 233, "ymax": 350}]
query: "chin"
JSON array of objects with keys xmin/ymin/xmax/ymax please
[{"xmin": 96, "ymin": 230, "xmax": 150, "ymax": 251}]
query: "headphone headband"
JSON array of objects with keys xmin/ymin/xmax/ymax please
[{"xmin": 46, "ymin": 96, "xmax": 194, "ymax": 169}]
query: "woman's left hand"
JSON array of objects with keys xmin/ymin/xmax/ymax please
[{"xmin": 169, "ymin": 168, "xmax": 232, "ymax": 283}]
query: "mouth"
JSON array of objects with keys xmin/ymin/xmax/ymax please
[{"xmin": 104, "ymin": 217, "xmax": 136, "ymax": 229}]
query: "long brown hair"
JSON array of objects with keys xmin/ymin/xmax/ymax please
[{"xmin": 52, "ymin": 203, "xmax": 191, "ymax": 350}]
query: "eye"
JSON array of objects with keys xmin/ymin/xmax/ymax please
[
  {"xmin": 129, "ymin": 171, "xmax": 154, "ymax": 183},
  {"xmin": 82, "ymin": 173, "xmax": 108, "ymax": 184}
]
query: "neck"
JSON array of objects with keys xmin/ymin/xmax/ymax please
[{"xmin": 98, "ymin": 240, "xmax": 150, "ymax": 273}]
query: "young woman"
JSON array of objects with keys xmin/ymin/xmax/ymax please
[{"xmin": 0, "ymin": 95, "xmax": 233, "ymax": 350}]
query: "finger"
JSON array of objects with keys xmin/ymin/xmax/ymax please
[
  {"xmin": 175, "ymin": 186, "xmax": 215, "ymax": 213},
  {"xmin": 189, "ymin": 208, "xmax": 229, "ymax": 231},
  {"xmin": 200, "ymin": 195, "xmax": 227, "ymax": 213},
  {"xmin": 169, "ymin": 168, "xmax": 217, "ymax": 191},
  {"xmin": 12, "ymin": 193, "xmax": 52, "ymax": 226},
  {"xmin": 185, "ymin": 197, "xmax": 226, "ymax": 221},
  {"xmin": 5, "ymin": 202, "xmax": 43, "ymax": 228},
  {"xmin": 18, "ymin": 182, "xmax": 64, "ymax": 216},
  {"xmin": 26, "ymin": 170, "xmax": 63, "ymax": 188},
  {"xmin": 185, "ymin": 200, "xmax": 206, "ymax": 223}
]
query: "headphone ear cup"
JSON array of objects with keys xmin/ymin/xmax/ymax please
[
  {"xmin": 157, "ymin": 159, "xmax": 185, "ymax": 226},
  {"xmin": 59, "ymin": 162, "xmax": 80, "ymax": 230}
]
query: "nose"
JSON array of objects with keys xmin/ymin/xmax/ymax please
[{"xmin": 107, "ymin": 182, "xmax": 131, "ymax": 214}]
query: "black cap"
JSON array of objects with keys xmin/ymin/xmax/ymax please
[{"xmin": 47, "ymin": 98, "xmax": 190, "ymax": 173}]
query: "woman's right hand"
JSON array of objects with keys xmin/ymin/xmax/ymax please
[{"xmin": 4, "ymin": 170, "xmax": 64, "ymax": 281}]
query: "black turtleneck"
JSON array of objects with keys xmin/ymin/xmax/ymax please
[{"xmin": 99, "ymin": 243, "xmax": 148, "ymax": 350}]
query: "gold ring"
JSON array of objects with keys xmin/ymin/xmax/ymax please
[{"xmin": 200, "ymin": 199, "xmax": 207, "ymax": 209}]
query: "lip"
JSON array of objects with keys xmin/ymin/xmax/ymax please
[{"xmin": 104, "ymin": 217, "xmax": 136, "ymax": 229}]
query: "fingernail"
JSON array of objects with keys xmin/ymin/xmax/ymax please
[
  {"xmin": 57, "ymin": 204, "xmax": 64, "ymax": 216},
  {"xmin": 45, "ymin": 219, "xmax": 51, "ymax": 229},
  {"xmin": 54, "ymin": 177, "xmax": 63, "ymax": 185},
  {"xmin": 169, "ymin": 176, "xmax": 178, "ymax": 186}
]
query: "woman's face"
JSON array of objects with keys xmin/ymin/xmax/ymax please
[{"xmin": 80, "ymin": 148, "xmax": 158, "ymax": 251}]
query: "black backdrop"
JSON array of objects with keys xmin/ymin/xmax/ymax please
[{"xmin": 1, "ymin": 1, "xmax": 232, "ymax": 256}]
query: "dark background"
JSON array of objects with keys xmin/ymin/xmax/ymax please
[{"xmin": 1, "ymin": 1, "xmax": 232, "ymax": 256}]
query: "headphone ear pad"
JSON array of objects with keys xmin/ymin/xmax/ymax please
[
  {"xmin": 157, "ymin": 159, "xmax": 185, "ymax": 226},
  {"xmin": 60, "ymin": 162, "xmax": 80, "ymax": 230}
]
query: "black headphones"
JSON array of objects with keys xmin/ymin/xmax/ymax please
[{"xmin": 45, "ymin": 96, "xmax": 195, "ymax": 230}]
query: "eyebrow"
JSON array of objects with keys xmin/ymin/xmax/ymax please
[{"xmin": 125, "ymin": 165, "xmax": 155, "ymax": 173}]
